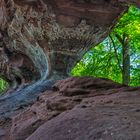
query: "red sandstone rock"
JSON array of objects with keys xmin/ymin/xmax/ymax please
[
  {"xmin": 26, "ymin": 78, "xmax": 140, "ymax": 140},
  {"xmin": 0, "ymin": 77, "xmax": 139, "ymax": 140},
  {"xmin": 0, "ymin": 0, "xmax": 140, "ymax": 139},
  {"xmin": 0, "ymin": 0, "xmax": 139, "ymax": 120}
]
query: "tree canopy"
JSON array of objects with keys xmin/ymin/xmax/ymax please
[{"xmin": 72, "ymin": 6, "xmax": 140, "ymax": 86}]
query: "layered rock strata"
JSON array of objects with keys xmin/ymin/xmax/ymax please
[{"xmin": 0, "ymin": 77, "xmax": 139, "ymax": 140}]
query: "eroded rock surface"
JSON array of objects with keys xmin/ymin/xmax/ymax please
[
  {"xmin": 0, "ymin": 1, "xmax": 140, "ymax": 139},
  {"xmin": 0, "ymin": 77, "xmax": 139, "ymax": 140}
]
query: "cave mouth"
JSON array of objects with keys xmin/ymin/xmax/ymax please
[
  {"xmin": 72, "ymin": 36, "xmax": 140, "ymax": 87},
  {"xmin": 72, "ymin": 6, "xmax": 140, "ymax": 87}
]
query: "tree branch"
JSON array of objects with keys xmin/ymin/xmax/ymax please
[{"xmin": 109, "ymin": 34, "xmax": 122, "ymax": 72}]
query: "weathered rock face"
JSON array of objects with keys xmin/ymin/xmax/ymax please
[
  {"xmin": 0, "ymin": 1, "xmax": 140, "ymax": 140},
  {"xmin": 0, "ymin": 0, "xmax": 139, "ymax": 92},
  {"xmin": 0, "ymin": 77, "xmax": 139, "ymax": 140}
]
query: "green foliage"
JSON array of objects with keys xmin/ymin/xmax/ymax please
[
  {"xmin": 72, "ymin": 6, "xmax": 140, "ymax": 86},
  {"xmin": 0, "ymin": 78, "xmax": 8, "ymax": 94},
  {"xmin": 71, "ymin": 39, "xmax": 123, "ymax": 83}
]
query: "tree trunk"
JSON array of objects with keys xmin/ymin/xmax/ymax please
[
  {"xmin": 115, "ymin": 33, "xmax": 130, "ymax": 85},
  {"xmin": 122, "ymin": 35, "xmax": 130, "ymax": 85}
]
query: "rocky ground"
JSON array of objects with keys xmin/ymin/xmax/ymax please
[{"xmin": 0, "ymin": 77, "xmax": 139, "ymax": 140}]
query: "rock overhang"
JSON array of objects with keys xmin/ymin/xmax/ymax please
[{"xmin": 0, "ymin": 0, "xmax": 139, "ymax": 96}]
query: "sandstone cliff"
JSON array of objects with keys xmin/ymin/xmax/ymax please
[{"xmin": 0, "ymin": 1, "xmax": 140, "ymax": 140}]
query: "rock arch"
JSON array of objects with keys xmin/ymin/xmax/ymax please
[{"xmin": 0, "ymin": 0, "xmax": 139, "ymax": 116}]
